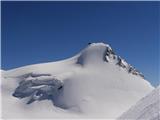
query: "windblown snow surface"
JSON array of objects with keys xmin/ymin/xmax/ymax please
[
  {"xmin": 119, "ymin": 86, "xmax": 160, "ymax": 120},
  {"xmin": 1, "ymin": 43, "xmax": 154, "ymax": 119}
]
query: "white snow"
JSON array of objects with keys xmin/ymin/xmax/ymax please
[
  {"xmin": 118, "ymin": 85, "xmax": 160, "ymax": 120},
  {"xmin": 1, "ymin": 42, "xmax": 154, "ymax": 119}
]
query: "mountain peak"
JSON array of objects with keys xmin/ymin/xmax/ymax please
[
  {"xmin": 77, "ymin": 42, "xmax": 114, "ymax": 65},
  {"xmin": 2, "ymin": 42, "xmax": 153, "ymax": 119},
  {"xmin": 77, "ymin": 42, "xmax": 144, "ymax": 78},
  {"xmin": 87, "ymin": 42, "xmax": 111, "ymax": 48},
  {"xmin": 87, "ymin": 42, "xmax": 113, "ymax": 54}
]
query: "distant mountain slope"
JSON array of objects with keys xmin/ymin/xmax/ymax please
[
  {"xmin": 1, "ymin": 43, "xmax": 154, "ymax": 119},
  {"xmin": 119, "ymin": 85, "xmax": 160, "ymax": 120}
]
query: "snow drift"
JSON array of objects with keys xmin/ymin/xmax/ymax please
[{"xmin": 1, "ymin": 42, "xmax": 154, "ymax": 119}]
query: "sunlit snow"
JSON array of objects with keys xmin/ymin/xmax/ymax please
[{"xmin": 1, "ymin": 43, "xmax": 154, "ymax": 119}]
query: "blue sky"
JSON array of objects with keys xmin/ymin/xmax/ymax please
[{"xmin": 1, "ymin": 1, "xmax": 159, "ymax": 86}]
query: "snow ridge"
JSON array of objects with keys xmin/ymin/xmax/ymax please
[{"xmin": 119, "ymin": 86, "xmax": 160, "ymax": 120}]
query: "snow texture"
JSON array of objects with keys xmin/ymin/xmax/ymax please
[
  {"xmin": 1, "ymin": 42, "xmax": 154, "ymax": 119},
  {"xmin": 119, "ymin": 86, "xmax": 160, "ymax": 120}
]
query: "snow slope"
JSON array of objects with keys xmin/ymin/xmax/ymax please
[
  {"xmin": 1, "ymin": 43, "xmax": 154, "ymax": 119},
  {"xmin": 119, "ymin": 85, "xmax": 160, "ymax": 120}
]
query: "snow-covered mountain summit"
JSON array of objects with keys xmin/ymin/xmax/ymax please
[
  {"xmin": 77, "ymin": 43, "xmax": 144, "ymax": 78},
  {"xmin": 1, "ymin": 42, "xmax": 154, "ymax": 119}
]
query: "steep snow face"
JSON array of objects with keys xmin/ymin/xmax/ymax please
[
  {"xmin": 77, "ymin": 43, "xmax": 113, "ymax": 65},
  {"xmin": 1, "ymin": 42, "xmax": 154, "ymax": 119},
  {"xmin": 119, "ymin": 85, "xmax": 160, "ymax": 120}
]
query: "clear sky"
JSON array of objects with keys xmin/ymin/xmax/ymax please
[{"xmin": 1, "ymin": 1, "xmax": 159, "ymax": 86}]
